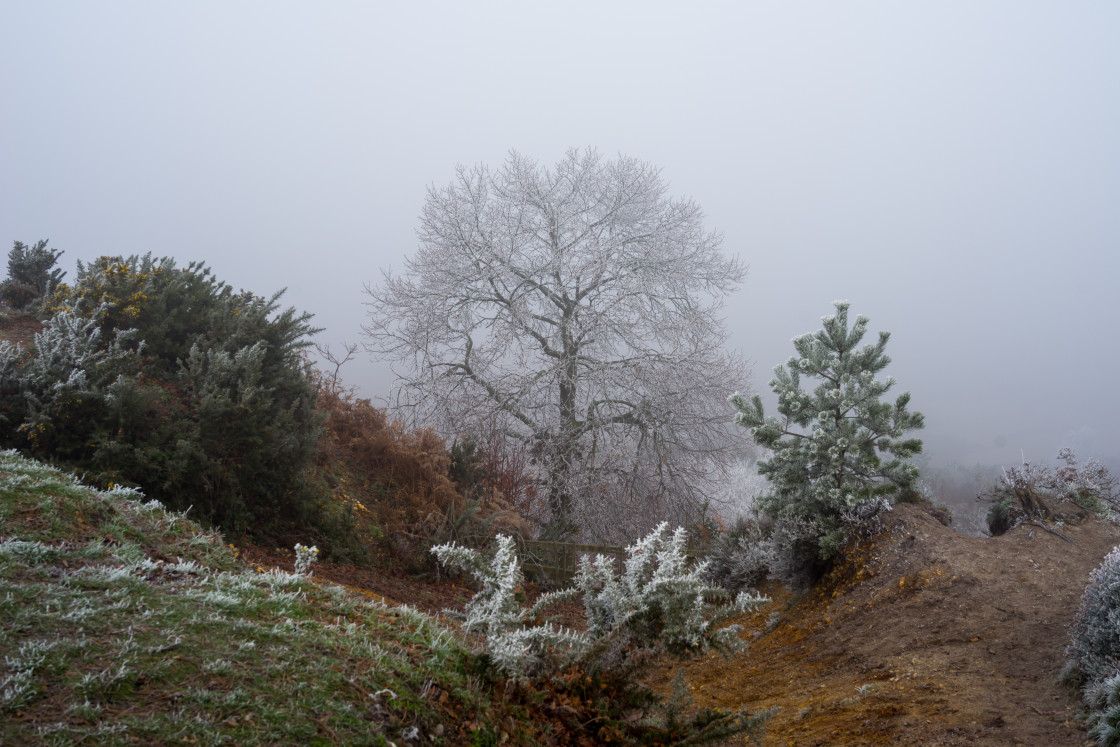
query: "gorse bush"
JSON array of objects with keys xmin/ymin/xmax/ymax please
[
  {"xmin": 574, "ymin": 523, "xmax": 764, "ymax": 660},
  {"xmin": 0, "ymin": 310, "xmax": 138, "ymax": 457},
  {"xmin": 431, "ymin": 534, "xmax": 586, "ymax": 678},
  {"xmin": 0, "ymin": 239, "xmax": 65, "ymax": 311},
  {"xmin": 0, "ymin": 252, "xmax": 330, "ymax": 543},
  {"xmin": 730, "ymin": 301, "xmax": 923, "ymax": 588},
  {"xmin": 981, "ymin": 449, "xmax": 1118, "ymax": 536},
  {"xmin": 433, "ymin": 524, "xmax": 767, "ymax": 679},
  {"xmin": 432, "ymin": 524, "xmax": 769, "ymax": 743},
  {"xmin": 1068, "ymin": 545, "xmax": 1120, "ymax": 745}
]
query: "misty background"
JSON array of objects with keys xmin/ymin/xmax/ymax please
[{"xmin": 3, "ymin": 3, "xmax": 1118, "ymax": 506}]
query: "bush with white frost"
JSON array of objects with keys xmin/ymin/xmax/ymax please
[
  {"xmin": 0, "ymin": 308, "xmax": 137, "ymax": 453},
  {"xmin": 702, "ymin": 514, "xmax": 774, "ymax": 594},
  {"xmin": 982, "ymin": 449, "xmax": 1118, "ymax": 536},
  {"xmin": 431, "ymin": 534, "xmax": 588, "ymax": 677},
  {"xmin": 1068, "ymin": 545, "xmax": 1120, "ymax": 745},
  {"xmin": 432, "ymin": 524, "xmax": 767, "ymax": 680},
  {"xmin": 293, "ymin": 543, "xmax": 319, "ymax": 576}
]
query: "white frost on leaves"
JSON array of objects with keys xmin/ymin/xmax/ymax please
[{"xmin": 433, "ymin": 526, "xmax": 767, "ymax": 679}]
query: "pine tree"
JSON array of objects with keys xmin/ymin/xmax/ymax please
[
  {"xmin": 729, "ymin": 302, "xmax": 924, "ymax": 579},
  {"xmin": 1, "ymin": 239, "xmax": 65, "ymax": 310}
]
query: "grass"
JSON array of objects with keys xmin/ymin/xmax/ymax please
[
  {"xmin": 0, "ymin": 449, "xmax": 516, "ymax": 745},
  {"xmin": 1, "ymin": 449, "xmax": 771, "ymax": 745}
]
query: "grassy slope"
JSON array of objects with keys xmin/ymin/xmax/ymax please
[{"xmin": 0, "ymin": 450, "xmax": 524, "ymax": 746}]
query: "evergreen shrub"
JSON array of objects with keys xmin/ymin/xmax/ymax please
[
  {"xmin": 1069, "ymin": 545, "xmax": 1120, "ymax": 745},
  {"xmin": 433, "ymin": 523, "xmax": 767, "ymax": 679},
  {"xmin": 432, "ymin": 524, "xmax": 770, "ymax": 743},
  {"xmin": 0, "ymin": 240, "xmax": 65, "ymax": 311},
  {"xmin": 2, "ymin": 253, "xmax": 327, "ymax": 542}
]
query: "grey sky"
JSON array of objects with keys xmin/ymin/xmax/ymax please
[{"xmin": 3, "ymin": 2, "xmax": 1118, "ymax": 468}]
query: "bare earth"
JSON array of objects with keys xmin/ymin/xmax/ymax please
[{"xmin": 650, "ymin": 504, "xmax": 1119, "ymax": 746}]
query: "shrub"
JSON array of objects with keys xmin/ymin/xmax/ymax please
[
  {"xmin": 2, "ymin": 254, "xmax": 327, "ymax": 543},
  {"xmin": 448, "ymin": 422, "xmax": 537, "ymax": 520},
  {"xmin": 1069, "ymin": 546, "xmax": 1120, "ymax": 685},
  {"xmin": 0, "ymin": 240, "xmax": 64, "ymax": 311},
  {"xmin": 702, "ymin": 514, "xmax": 773, "ymax": 593},
  {"xmin": 575, "ymin": 524, "xmax": 763, "ymax": 661},
  {"xmin": 0, "ymin": 309, "xmax": 138, "ymax": 458},
  {"xmin": 431, "ymin": 534, "xmax": 586, "ymax": 677},
  {"xmin": 1084, "ymin": 673, "xmax": 1120, "ymax": 747},
  {"xmin": 1069, "ymin": 545, "xmax": 1120, "ymax": 745},
  {"xmin": 981, "ymin": 450, "xmax": 1117, "ymax": 536},
  {"xmin": 312, "ymin": 380, "xmax": 528, "ymax": 567},
  {"xmin": 434, "ymin": 523, "xmax": 767, "ymax": 678},
  {"xmin": 433, "ymin": 524, "xmax": 769, "ymax": 743},
  {"xmin": 1056, "ymin": 448, "xmax": 1119, "ymax": 515}
]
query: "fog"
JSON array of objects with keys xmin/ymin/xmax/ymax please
[{"xmin": 3, "ymin": 2, "xmax": 1118, "ymax": 474}]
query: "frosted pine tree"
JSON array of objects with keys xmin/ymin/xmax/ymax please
[{"xmin": 730, "ymin": 302, "xmax": 924, "ymax": 582}]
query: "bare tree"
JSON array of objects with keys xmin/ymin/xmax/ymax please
[
  {"xmin": 363, "ymin": 148, "xmax": 750, "ymax": 541},
  {"xmin": 313, "ymin": 340, "xmax": 358, "ymax": 392}
]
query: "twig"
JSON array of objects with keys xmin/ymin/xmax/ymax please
[{"xmin": 1021, "ymin": 520, "xmax": 1075, "ymax": 545}]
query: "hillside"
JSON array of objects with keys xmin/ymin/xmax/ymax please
[
  {"xmin": 0, "ymin": 452, "xmax": 556, "ymax": 745},
  {"xmin": 4, "ymin": 307, "xmax": 1119, "ymax": 744},
  {"xmin": 6, "ymin": 455, "xmax": 1118, "ymax": 745},
  {"xmin": 648, "ymin": 503, "xmax": 1119, "ymax": 745},
  {"xmin": 229, "ymin": 503, "xmax": 1120, "ymax": 746}
]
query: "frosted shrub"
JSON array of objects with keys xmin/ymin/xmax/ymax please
[
  {"xmin": 0, "ymin": 239, "xmax": 64, "ymax": 310},
  {"xmin": 293, "ymin": 544, "xmax": 319, "ymax": 576},
  {"xmin": 431, "ymin": 535, "xmax": 585, "ymax": 677},
  {"xmin": 1070, "ymin": 546, "xmax": 1120, "ymax": 745},
  {"xmin": 1056, "ymin": 448, "xmax": 1119, "ymax": 517},
  {"xmin": 702, "ymin": 514, "xmax": 774, "ymax": 593},
  {"xmin": 0, "ymin": 308, "xmax": 137, "ymax": 455},
  {"xmin": 1069, "ymin": 546, "xmax": 1120, "ymax": 684},
  {"xmin": 576, "ymin": 523, "xmax": 766, "ymax": 661},
  {"xmin": 433, "ymin": 526, "xmax": 768, "ymax": 679},
  {"xmin": 1084, "ymin": 673, "xmax": 1120, "ymax": 747},
  {"xmin": 983, "ymin": 450, "xmax": 1119, "ymax": 535}
]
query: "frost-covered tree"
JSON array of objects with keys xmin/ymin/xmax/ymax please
[
  {"xmin": 1, "ymin": 239, "xmax": 65, "ymax": 310},
  {"xmin": 364, "ymin": 148, "xmax": 749, "ymax": 541},
  {"xmin": 730, "ymin": 302, "xmax": 923, "ymax": 579}
]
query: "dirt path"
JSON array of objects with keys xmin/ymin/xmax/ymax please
[{"xmin": 652, "ymin": 504, "xmax": 1120, "ymax": 746}]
